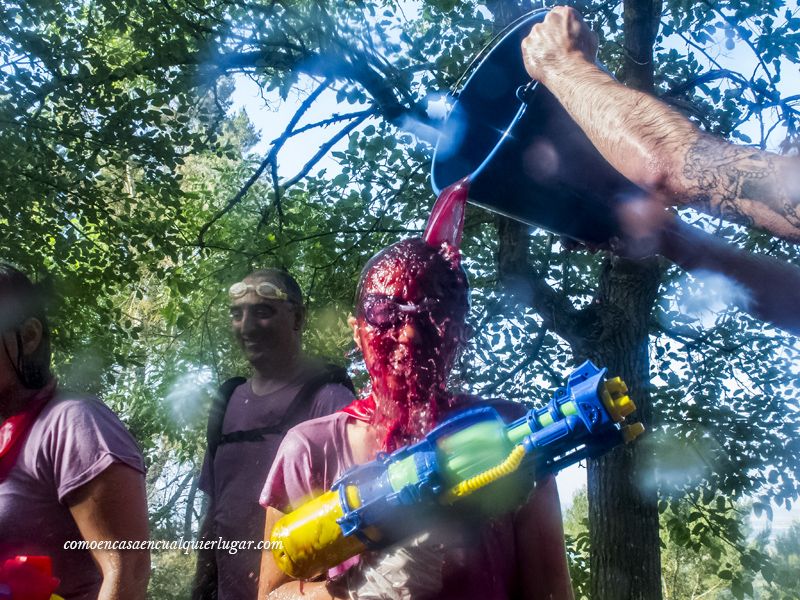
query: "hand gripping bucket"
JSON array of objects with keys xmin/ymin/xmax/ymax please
[{"xmin": 431, "ymin": 10, "xmax": 643, "ymax": 244}]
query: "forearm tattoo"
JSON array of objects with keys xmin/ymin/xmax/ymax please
[{"xmin": 682, "ymin": 135, "xmax": 800, "ymax": 237}]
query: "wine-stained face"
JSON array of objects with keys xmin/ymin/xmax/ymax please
[{"xmin": 353, "ymin": 238, "xmax": 469, "ymax": 449}]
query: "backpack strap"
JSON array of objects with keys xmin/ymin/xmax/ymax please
[
  {"xmin": 216, "ymin": 364, "xmax": 354, "ymax": 449},
  {"xmin": 206, "ymin": 376, "xmax": 247, "ymax": 460}
]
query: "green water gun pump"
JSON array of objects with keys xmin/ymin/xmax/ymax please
[{"xmin": 271, "ymin": 361, "xmax": 645, "ymax": 579}]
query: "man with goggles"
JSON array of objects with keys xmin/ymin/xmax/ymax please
[
  {"xmin": 192, "ymin": 269, "xmax": 354, "ymax": 600},
  {"xmin": 227, "ymin": 280, "xmax": 291, "ymax": 303}
]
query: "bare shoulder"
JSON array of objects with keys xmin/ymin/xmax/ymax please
[{"xmin": 679, "ymin": 134, "xmax": 800, "ymax": 240}]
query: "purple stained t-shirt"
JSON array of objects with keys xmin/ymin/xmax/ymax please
[
  {"xmin": 198, "ymin": 378, "xmax": 353, "ymax": 600},
  {"xmin": 261, "ymin": 399, "xmax": 529, "ymax": 600},
  {"xmin": 0, "ymin": 392, "xmax": 145, "ymax": 600}
]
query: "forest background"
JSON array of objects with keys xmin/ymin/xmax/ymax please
[{"xmin": 1, "ymin": 0, "xmax": 799, "ymax": 598}]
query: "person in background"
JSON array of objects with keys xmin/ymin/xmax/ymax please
[
  {"xmin": 192, "ymin": 268, "xmax": 354, "ymax": 600},
  {"xmin": 0, "ymin": 263, "xmax": 150, "ymax": 600},
  {"xmin": 258, "ymin": 235, "xmax": 573, "ymax": 599},
  {"xmin": 522, "ymin": 7, "xmax": 800, "ymax": 336}
]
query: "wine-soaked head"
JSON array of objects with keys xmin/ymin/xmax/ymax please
[{"xmin": 353, "ymin": 238, "xmax": 470, "ymax": 450}]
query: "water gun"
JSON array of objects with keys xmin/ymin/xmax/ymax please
[
  {"xmin": 270, "ymin": 361, "xmax": 645, "ymax": 579},
  {"xmin": 0, "ymin": 556, "xmax": 63, "ymax": 600}
]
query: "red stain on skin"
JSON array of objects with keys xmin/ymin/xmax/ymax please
[{"xmin": 353, "ymin": 179, "xmax": 471, "ymax": 452}]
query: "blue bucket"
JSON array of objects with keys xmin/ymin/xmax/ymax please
[{"xmin": 431, "ymin": 10, "xmax": 641, "ymax": 244}]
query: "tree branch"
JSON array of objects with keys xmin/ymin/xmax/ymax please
[
  {"xmin": 481, "ymin": 324, "xmax": 549, "ymax": 396},
  {"xmin": 280, "ymin": 112, "xmax": 371, "ymax": 190},
  {"xmin": 274, "ymin": 109, "xmax": 375, "ymax": 142},
  {"xmin": 663, "ymin": 68, "xmax": 747, "ymax": 98},
  {"xmin": 197, "ymin": 78, "xmax": 333, "ymax": 245},
  {"xmin": 494, "ymin": 215, "xmax": 589, "ymax": 345}
]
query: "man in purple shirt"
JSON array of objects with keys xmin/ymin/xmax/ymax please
[{"xmin": 192, "ymin": 269, "xmax": 354, "ymax": 600}]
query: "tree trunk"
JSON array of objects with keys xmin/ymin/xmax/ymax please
[
  {"xmin": 184, "ymin": 472, "xmax": 200, "ymax": 540},
  {"xmin": 587, "ymin": 1, "xmax": 664, "ymax": 598},
  {"xmin": 621, "ymin": 0, "xmax": 663, "ymax": 91},
  {"xmin": 493, "ymin": 0, "xmax": 666, "ymax": 597},
  {"xmin": 586, "ymin": 257, "xmax": 662, "ymax": 600}
]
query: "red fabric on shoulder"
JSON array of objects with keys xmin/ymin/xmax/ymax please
[
  {"xmin": 338, "ymin": 395, "xmax": 375, "ymax": 423},
  {"xmin": 340, "ymin": 393, "xmax": 476, "ymax": 425},
  {"xmin": 0, "ymin": 380, "xmax": 56, "ymax": 482}
]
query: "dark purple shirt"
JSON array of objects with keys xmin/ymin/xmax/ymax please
[
  {"xmin": 0, "ymin": 393, "xmax": 145, "ymax": 600},
  {"xmin": 198, "ymin": 378, "xmax": 353, "ymax": 600}
]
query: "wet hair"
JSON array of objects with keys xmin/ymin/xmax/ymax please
[
  {"xmin": 356, "ymin": 238, "xmax": 470, "ymax": 318},
  {"xmin": 0, "ymin": 263, "xmax": 52, "ymax": 389},
  {"xmin": 245, "ymin": 268, "xmax": 305, "ymax": 306}
]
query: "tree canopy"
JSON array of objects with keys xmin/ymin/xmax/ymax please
[{"xmin": 2, "ymin": 0, "xmax": 799, "ymax": 598}]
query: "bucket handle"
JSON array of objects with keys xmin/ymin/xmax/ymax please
[{"xmin": 515, "ymin": 81, "xmax": 539, "ymax": 104}]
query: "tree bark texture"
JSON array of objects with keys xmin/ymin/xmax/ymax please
[
  {"xmin": 586, "ymin": 257, "xmax": 663, "ymax": 600},
  {"xmin": 587, "ymin": 2, "xmax": 664, "ymax": 598},
  {"xmin": 493, "ymin": 1, "xmax": 666, "ymax": 597},
  {"xmin": 621, "ymin": 0, "xmax": 663, "ymax": 91}
]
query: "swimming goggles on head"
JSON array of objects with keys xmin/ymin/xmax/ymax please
[
  {"xmin": 228, "ymin": 281, "xmax": 289, "ymax": 301},
  {"xmin": 358, "ymin": 295, "xmax": 443, "ymax": 328}
]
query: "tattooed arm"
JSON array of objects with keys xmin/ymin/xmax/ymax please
[
  {"xmin": 521, "ymin": 6, "xmax": 800, "ymax": 242},
  {"xmin": 680, "ymin": 138, "xmax": 800, "ymax": 240}
]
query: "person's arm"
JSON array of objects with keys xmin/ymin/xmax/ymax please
[
  {"xmin": 658, "ymin": 218, "xmax": 800, "ymax": 335},
  {"xmin": 515, "ymin": 476, "xmax": 574, "ymax": 600},
  {"xmin": 258, "ymin": 507, "xmax": 337, "ymax": 600},
  {"xmin": 66, "ymin": 463, "xmax": 151, "ymax": 600},
  {"xmin": 521, "ymin": 6, "xmax": 800, "ymax": 242},
  {"xmin": 602, "ymin": 195, "xmax": 800, "ymax": 334}
]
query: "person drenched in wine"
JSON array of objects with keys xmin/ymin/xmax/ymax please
[{"xmin": 258, "ymin": 185, "xmax": 574, "ymax": 599}]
